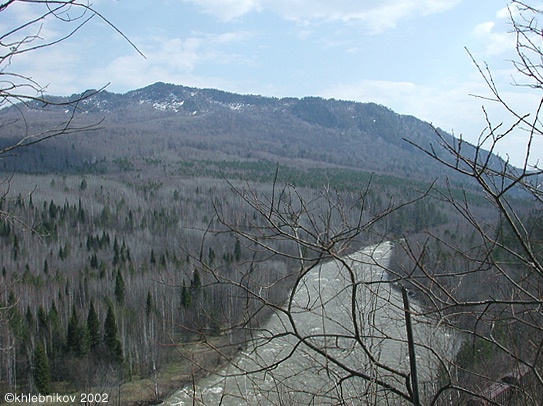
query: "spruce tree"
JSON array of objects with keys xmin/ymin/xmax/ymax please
[
  {"xmin": 145, "ymin": 291, "xmax": 153, "ymax": 317},
  {"xmin": 103, "ymin": 304, "xmax": 123, "ymax": 362},
  {"xmin": 48, "ymin": 301, "xmax": 64, "ymax": 356},
  {"xmin": 48, "ymin": 200, "xmax": 57, "ymax": 219},
  {"xmin": 207, "ymin": 247, "xmax": 215, "ymax": 265},
  {"xmin": 234, "ymin": 238, "xmax": 241, "ymax": 261},
  {"xmin": 113, "ymin": 237, "xmax": 120, "ymax": 265},
  {"xmin": 25, "ymin": 306, "xmax": 34, "ymax": 329},
  {"xmin": 87, "ymin": 300, "xmax": 101, "ymax": 350},
  {"xmin": 190, "ymin": 269, "xmax": 202, "ymax": 303},
  {"xmin": 66, "ymin": 305, "xmax": 79, "ymax": 353},
  {"xmin": 33, "ymin": 343, "xmax": 51, "ymax": 395},
  {"xmin": 191, "ymin": 269, "xmax": 202, "ymax": 289},
  {"xmin": 37, "ymin": 306, "xmax": 48, "ymax": 335},
  {"xmin": 90, "ymin": 253, "xmax": 99, "ymax": 269},
  {"xmin": 160, "ymin": 253, "xmax": 167, "ymax": 268},
  {"xmin": 78, "ymin": 197, "xmax": 86, "ymax": 223},
  {"xmin": 181, "ymin": 280, "xmax": 191, "ymax": 309},
  {"xmin": 66, "ymin": 305, "xmax": 89, "ymax": 356},
  {"xmin": 114, "ymin": 271, "xmax": 125, "ymax": 305}
]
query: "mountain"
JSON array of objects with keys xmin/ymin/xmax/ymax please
[
  {"xmin": 0, "ymin": 82, "xmax": 495, "ymax": 188},
  {"xmin": 0, "ymin": 82, "xmax": 529, "ymax": 404}
]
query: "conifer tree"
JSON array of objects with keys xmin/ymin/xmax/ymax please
[
  {"xmin": 113, "ymin": 237, "xmax": 120, "ymax": 265},
  {"xmin": 234, "ymin": 238, "xmax": 241, "ymax": 261},
  {"xmin": 87, "ymin": 300, "xmax": 101, "ymax": 350},
  {"xmin": 100, "ymin": 205, "xmax": 112, "ymax": 226},
  {"xmin": 190, "ymin": 269, "xmax": 202, "ymax": 303},
  {"xmin": 33, "ymin": 343, "xmax": 51, "ymax": 395},
  {"xmin": 37, "ymin": 306, "xmax": 48, "ymax": 335},
  {"xmin": 208, "ymin": 247, "xmax": 215, "ymax": 265},
  {"xmin": 145, "ymin": 291, "xmax": 153, "ymax": 317},
  {"xmin": 48, "ymin": 301, "xmax": 64, "ymax": 357},
  {"xmin": 90, "ymin": 253, "xmax": 99, "ymax": 269},
  {"xmin": 48, "ymin": 200, "xmax": 57, "ymax": 219},
  {"xmin": 25, "ymin": 306, "xmax": 34, "ymax": 329},
  {"xmin": 12, "ymin": 234, "xmax": 18, "ymax": 260},
  {"xmin": 160, "ymin": 253, "xmax": 167, "ymax": 268},
  {"xmin": 191, "ymin": 269, "xmax": 202, "ymax": 290},
  {"xmin": 77, "ymin": 198, "xmax": 85, "ymax": 223},
  {"xmin": 181, "ymin": 280, "xmax": 191, "ymax": 309},
  {"xmin": 66, "ymin": 305, "xmax": 79, "ymax": 353},
  {"xmin": 103, "ymin": 304, "xmax": 123, "ymax": 362},
  {"xmin": 114, "ymin": 271, "xmax": 125, "ymax": 305},
  {"xmin": 66, "ymin": 305, "xmax": 89, "ymax": 356},
  {"xmin": 125, "ymin": 245, "xmax": 131, "ymax": 262},
  {"xmin": 7, "ymin": 294, "xmax": 23, "ymax": 338}
]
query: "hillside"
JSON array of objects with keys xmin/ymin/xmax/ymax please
[
  {"xmin": 1, "ymin": 82, "xmax": 532, "ymax": 404},
  {"xmin": 0, "ymin": 82, "xmax": 491, "ymax": 189}
]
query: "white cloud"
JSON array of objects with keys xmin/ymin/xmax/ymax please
[
  {"xmin": 0, "ymin": 2, "xmax": 63, "ymax": 51},
  {"xmin": 470, "ymin": 4, "xmax": 539, "ymax": 59},
  {"xmin": 320, "ymin": 78, "xmax": 543, "ymax": 167},
  {"xmin": 496, "ymin": 6, "xmax": 511, "ymax": 19},
  {"xmin": 496, "ymin": 4, "xmax": 521, "ymax": 20},
  {"xmin": 472, "ymin": 20, "xmax": 515, "ymax": 56},
  {"xmin": 1, "ymin": 1, "xmax": 46, "ymax": 25},
  {"xmin": 85, "ymin": 31, "xmax": 254, "ymax": 91},
  {"xmin": 268, "ymin": 0, "xmax": 462, "ymax": 24},
  {"xmin": 473, "ymin": 21, "xmax": 494, "ymax": 35},
  {"xmin": 182, "ymin": 0, "xmax": 461, "ymax": 32},
  {"xmin": 208, "ymin": 31, "xmax": 253, "ymax": 44},
  {"xmin": 183, "ymin": 0, "xmax": 261, "ymax": 21},
  {"xmin": 5, "ymin": 37, "xmax": 92, "ymax": 96},
  {"xmin": 320, "ymin": 79, "xmax": 484, "ymax": 135}
]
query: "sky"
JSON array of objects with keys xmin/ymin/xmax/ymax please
[{"xmin": 3, "ymin": 0, "xmax": 543, "ymax": 167}]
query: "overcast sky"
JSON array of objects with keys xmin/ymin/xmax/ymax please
[{"xmin": 4, "ymin": 0, "xmax": 542, "ymax": 167}]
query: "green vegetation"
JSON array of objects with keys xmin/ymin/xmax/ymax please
[
  {"xmin": 3, "ymin": 2, "xmax": 540, "ymax": 403},
  {"xmin": 0, "ymin": 163, "xmax": 470, "ymax": 401},
  {"xmin": 0, "ymin": 53, "xmax": 537, "ymax": 405}
]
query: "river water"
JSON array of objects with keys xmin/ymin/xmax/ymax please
[{"xmin": 163, "ymin": 242, "xmax": 457, "ymax": 405}]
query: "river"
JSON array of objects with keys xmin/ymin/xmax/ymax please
[{"xmin": 163, "ymin": 242, "xmax": 458, "ymax": 405}]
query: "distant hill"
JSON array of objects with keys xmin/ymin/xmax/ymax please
[{"xmin": 0, "ymin": 82, "xmax": 498, "ymax": 188}]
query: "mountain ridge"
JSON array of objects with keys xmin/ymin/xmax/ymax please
[{"xmin": 0, "ymin": 81, "xmax": 495, "ymax": 188}]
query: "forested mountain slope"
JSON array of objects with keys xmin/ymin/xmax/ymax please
[
  {"xmin": 0, "ymin": 82, "xmax": 497, "ymax": 189},
  {"xmin": 0, "ymin": 82, "xmax": 521, "ymax": 404}
]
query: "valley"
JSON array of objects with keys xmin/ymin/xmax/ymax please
[{"xmin": 0, "ymin": 83, "xmax": 539, "ymax": 405}]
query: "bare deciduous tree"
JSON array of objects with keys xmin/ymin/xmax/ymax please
[
  {"xmin": 168, "ymin": 177, "xmax": 454, "ymax": 405},
  {"xmin": 167, "ymin": 2, "xmax": 543, "ymax": 405},
  {"xmin": 0, "ymin": 0, "xmax": 141, "ymax": 391},
  {"xmin": 0, "ymin": 0, "xmax": 143, "ymax": 154},
  {"xmin": 0, "ymin": 0, "xmax": 140, "ymax": 219},
  {"xmin": 395, "ymin": 1, "xmax": 543, "ymax": 404}
]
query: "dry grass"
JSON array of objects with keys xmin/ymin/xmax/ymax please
[{"xmin": 0, "ymin": 336, "xmax": 240, "ymax": 406}]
